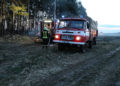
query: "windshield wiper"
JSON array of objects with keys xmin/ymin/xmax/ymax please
[
  {"xmin": 70, "ymin": 27, "xmax": 82, "ymax": 29},
  {"xmin": 59, "ymin": 27, "xmax": 69, "ymax": 28}
]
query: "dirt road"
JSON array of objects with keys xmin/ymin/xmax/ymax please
[{"xmin": 0, "ymin": 36, "xmax": 120, "ymax": 86}]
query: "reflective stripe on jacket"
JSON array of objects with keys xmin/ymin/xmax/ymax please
[{"xmin": 42, "ymin": 30, "xmax": 48, "ymax": 39}]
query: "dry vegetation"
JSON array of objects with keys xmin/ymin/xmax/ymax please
[{"xmin": 0, "ymin": 36, "xmax": 120, "ymax": 86}]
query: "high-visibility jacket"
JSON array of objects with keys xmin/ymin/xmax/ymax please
[{"xmin": 42, "ymin": 30, "xmax": 48, "ymax": 39}]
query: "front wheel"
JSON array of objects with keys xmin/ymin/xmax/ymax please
[
  {"xmin": 80, "ymin": 45, "xmax": 86, "ymax": 53},
  {"xmin": 58, "ymin": 43, "xmax": 64, "ymax": 51}
]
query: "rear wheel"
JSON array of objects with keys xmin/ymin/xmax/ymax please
[
  {"xmin": 88, "ymin": 41, "xmax": 93, "ymax": 49},
  {"xmin": 93, "ymin": 38, "xmax": 97, "ymax": 45}
]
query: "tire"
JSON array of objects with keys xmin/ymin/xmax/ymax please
[
  {"xmin": 93, "ymin": 38, "xmax": 97, "ymax": 45},
  {"xmin": 80, "ymin": 45, "xmax": 86, "ymax": 53},
  {"xmin": 88, "ymin": 41, "xmax": 93, "ymax": 49},
  {"xmin": 58, "ymin": 43, "xmax": 64, "ymax": 51}
]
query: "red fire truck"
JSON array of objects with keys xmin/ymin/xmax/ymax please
[{"xmin": 53, "ymin": 18, "xmax": 98, "ymax": 52}]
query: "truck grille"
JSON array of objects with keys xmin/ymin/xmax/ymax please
[{"xmin": 61, "ymin": 35, "xmax": 74, "ymax": 40}]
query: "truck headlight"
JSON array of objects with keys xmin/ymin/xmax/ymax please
[
  {"xmin": 55, "ymin": 34, "xmax": 60, "ymax": 40},
  {"xmin": 75, "ymin": 36, "xmax": 81, "ymax": 41}
]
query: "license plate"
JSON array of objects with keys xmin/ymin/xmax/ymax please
[{"xmin": 61, "ymin": 35, "xmax": 74, "ymax": 40}]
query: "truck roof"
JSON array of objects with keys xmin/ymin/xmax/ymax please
[{"xmin": 60, "ymin": 18, "xmax": 87, "ymax": 21}]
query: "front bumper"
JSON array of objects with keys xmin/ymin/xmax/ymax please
[{"xmin": 53, "ymin": 40, "xmax": 85, "ymax": 45}]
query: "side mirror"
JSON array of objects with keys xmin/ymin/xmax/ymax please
[{"xmin": 87, "ymin": 23, "xmax": 90, "ymax": 29}]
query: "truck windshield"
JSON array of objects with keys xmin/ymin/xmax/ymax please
[
  {"xmin": 58, "ymin": 20, "xmax": 84, "ymax": 29},
  {"xmin": 58, "ymin": 21, "xmax": 70, "ymax": 28}
]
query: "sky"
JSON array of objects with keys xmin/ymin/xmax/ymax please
[{"xmin": 80, "ymin": 0, "xmax": 120, "ymax": 33}]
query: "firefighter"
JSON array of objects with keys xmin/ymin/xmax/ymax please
[{"xmin": 42, "ymin": 25, "xmax": 50, "ymax": 45}]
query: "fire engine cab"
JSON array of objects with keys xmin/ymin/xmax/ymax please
[{"xmin": 53, "ymin": 18, "xmax": 98, "ymax": 52}]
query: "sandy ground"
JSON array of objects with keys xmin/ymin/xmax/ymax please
[{"xmin": 0, "ymin": 36, "xmax": 120, "ymax": 86}]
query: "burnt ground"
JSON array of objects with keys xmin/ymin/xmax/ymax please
[{"xmin": 0, "ymin": 36, "xmax": 120, "ymax": 86}]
